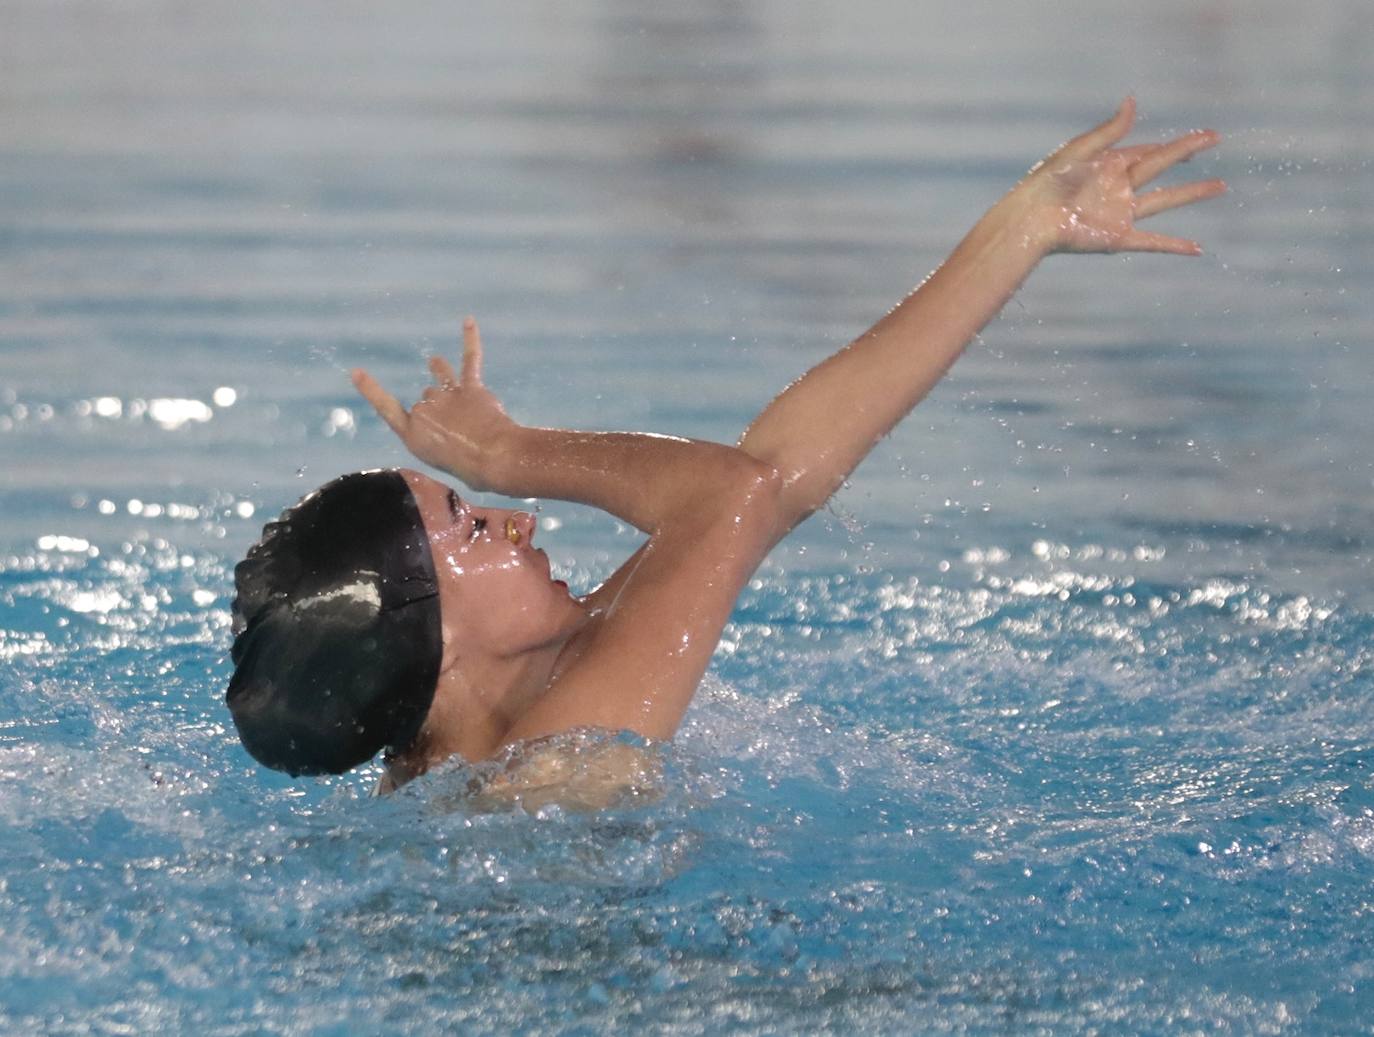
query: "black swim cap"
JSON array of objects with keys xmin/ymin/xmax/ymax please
[{"xmin": 226, "ymin": 470, "xmax": 442, "ymax": 776}]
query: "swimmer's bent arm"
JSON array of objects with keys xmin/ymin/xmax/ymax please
[
  {"xmin": 489, "ymin": 426, "xmax": 779, "ymax": 537},
  {"xmin": 738, "ymin": 99, "xmax": 1225, "ymax": 541},
  {"xmin": 353, "ymin": 319, "xmax": 777, "ymax": 535},
  {"xmin": 357, "ymin": 329, "xmax": 781, "ymax": 746},
  {"xmin": 353, "ymin": 340, "xmax": 783, "ymax": 749}
]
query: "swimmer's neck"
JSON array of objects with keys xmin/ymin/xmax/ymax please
[{"xmin": 381, "ymin": 622, "xmax": 583, "ymax": 791}]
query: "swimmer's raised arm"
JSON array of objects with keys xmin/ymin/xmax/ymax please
[
  {"xmin": 738, "ymin": 98, "xmax": 1225, "ymax": 540},
  {"xmin": 345, "ymin": 101, "xmax": 1225, "ymax": 759},
  {"xmin": 353, "ymin": 318, "xmax": 775, "ymax": 534}
]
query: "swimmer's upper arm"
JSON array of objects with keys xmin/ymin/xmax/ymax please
[{"xmin": 500, "ymin": 463, "xmax": 780, "ymax": 745}]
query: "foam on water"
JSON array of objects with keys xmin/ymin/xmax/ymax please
[{"xmin": 2, "ymin": 525, "xmax": 1370, "ymax": 1033}]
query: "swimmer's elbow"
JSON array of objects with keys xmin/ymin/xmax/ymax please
[
  {"xmin": 660, "ymin": 450, "xmax": 781, "ymax": 543},
  {"xmin": 719, "ymin": 456, "xmax": 785, "ymax": 540},
  {"xmin": 738, "ymin": 455, "xmax": 784, "ymax": 505}
]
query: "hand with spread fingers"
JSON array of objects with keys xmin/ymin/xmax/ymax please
[
  {"xmin": 351, "ymin": 317, "xmax": 517, "ymax": 492},
  {"xmin": 1017, "ymin": 97, "xmax": 1226, "ymax": 256}
]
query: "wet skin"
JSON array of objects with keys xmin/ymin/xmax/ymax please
[
  {"xmin": 400, "ymin": 469, "xmax": 587, "ymax": 668},
  {"xmin": 347, "ymin": 100, "xmax": 1227, "ymax": 790}
]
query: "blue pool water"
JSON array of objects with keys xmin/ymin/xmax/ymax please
[{"xmin": 4, "ymin": 1, "xmax": 1373, "ymax": 1032}]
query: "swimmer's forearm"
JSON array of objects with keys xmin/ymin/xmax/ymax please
[
  {"xmin": 487, "ymin": 426, "xmax": 776, "ymax": 534},
  {"xmin": 739, "ymin": 193, "xmax": 1048, "ymax": 536},
  {"xmin": 355, "ymin": 319, "xmax": 778, "ymax": 533},
  {"xmin": 739, "ymin": 101, "xmax": 1223, "ymax": 540}
]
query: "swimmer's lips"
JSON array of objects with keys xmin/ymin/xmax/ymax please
[{"xmin": 532, "ymin": 545, "xmax": 569, "ymax": 592}]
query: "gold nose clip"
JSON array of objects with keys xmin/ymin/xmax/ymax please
[{"xmin": 504, "ymin": 516, "xmax": 522, "ymax": 545}]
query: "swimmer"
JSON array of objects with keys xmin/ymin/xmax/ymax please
[{"xmin": 227, "ymin": 99, "xmax": 1224, "ymax": 804}]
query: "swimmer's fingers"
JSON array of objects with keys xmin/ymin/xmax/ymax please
[
  {"xmin": 351, "ymin": 368, "xmax": 411, "ymax": 436},
  {"xmin": 1134, "ymin": 178, "xmax": 1227, "ymax": 220},
  {"xmin": 1127, "ymin": 130, "xmax": 1220, "ymax": 188},
  {"xmin": 460, "ymin": 316, "xmax": 483, "ymax": 384},
  {"xmin": 1118, "ymin": 228, "xmax": 1203, "ymax": 256},
  {"xmin": 428, "ymin": 354, "xmax": 459, "ymax": 387},
  {"xmin": 1059, "ymin": 97, "xmax": 1136, "ymax": 161},
  {"xmin": 1111, "ymin": 142, "xmax": 1166, "ymax": 165}
]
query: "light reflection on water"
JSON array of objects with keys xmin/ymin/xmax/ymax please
[{"xmin": 4, "ymin": 0, "xmax": 1374, "ymax": 1031}]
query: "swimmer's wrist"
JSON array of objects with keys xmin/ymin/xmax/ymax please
[
  {"xmin": 985, "ymin": 191, "xmax": 1059, "ymax": 259},
  {"xmin": 475, "ymin": 423, "xmax": 528, "ymax": 494}
]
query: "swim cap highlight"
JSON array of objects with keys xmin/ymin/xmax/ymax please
[{"xmin": 226, "ymin": 470, "xmax": 441, "ymax": 776}]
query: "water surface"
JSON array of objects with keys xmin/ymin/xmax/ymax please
[{"xmin": 2, "ymin": 1, "xmax": 1372, "ymax": 1032}]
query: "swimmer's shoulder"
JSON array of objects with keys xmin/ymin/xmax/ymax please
[
  {"xmin": 374, "ymin": 730, "xmax": 663, "ymax": 811},
  {"xmin": 471, "ymin": 731, "xmax": 664, "ymax": 813}
]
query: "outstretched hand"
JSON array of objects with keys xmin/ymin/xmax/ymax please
[
  {"xmin": 351, "ymin": 317, "xmax": 517, "ymax": 491},
  {"xmin": 1018, "ymin": 97, "xmax": 1226, "ymax": 256}
]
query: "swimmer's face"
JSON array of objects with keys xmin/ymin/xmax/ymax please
[{"xmin": 402, "ymin": 470, "xmax": 585, "ymax": 665}]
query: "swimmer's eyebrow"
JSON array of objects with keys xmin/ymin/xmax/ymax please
[{"xmin": 447, "ymin": 489, "xmax": 461, "ymax": 522}]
